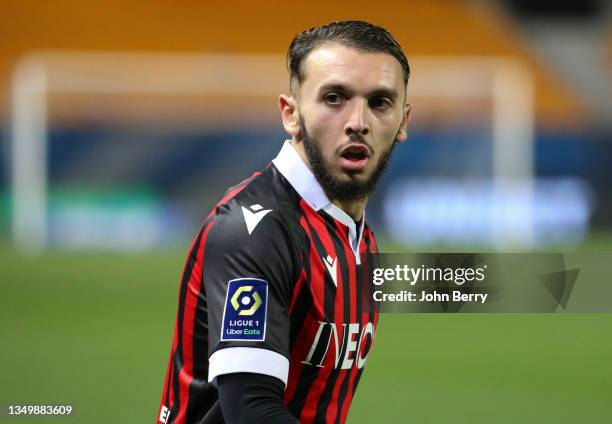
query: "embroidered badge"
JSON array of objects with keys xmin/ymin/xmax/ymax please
[{"xmin": 220, "ymin": 278, "xmax": 268, "ymax": 341}]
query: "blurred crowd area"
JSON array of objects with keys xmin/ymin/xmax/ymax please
[{"xmin": 0, "ymin": 0, "xmax": 611, "ymax": 251}]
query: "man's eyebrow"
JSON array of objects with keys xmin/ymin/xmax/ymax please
[
  {"xmin": 369, "ymin": 88, "xmax": 399, "ymax": 101},
  {"xmin": 318, "ymin": 83, "xmax": 354, "ymax": 96},
  {"xmin": 318, "ymin": 84, "xmax": 399, "ymax": 101}
]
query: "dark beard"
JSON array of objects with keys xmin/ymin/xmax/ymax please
[{"xmin": 300, "ymin": 121, "xmax": 396, "ymax": 202}]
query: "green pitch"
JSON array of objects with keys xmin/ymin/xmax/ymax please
[{"xmin": 1, "ymin": 241, "xmax": 611, "ymax": 423}]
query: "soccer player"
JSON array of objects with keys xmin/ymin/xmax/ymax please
[{"xmin": 157, "ymin": 20, "xmax": 412, "ymax": 424}]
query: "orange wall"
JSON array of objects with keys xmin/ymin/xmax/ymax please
[{"xmin": 0, "ymin": 0, "xmax": 586, "ymax": 126}]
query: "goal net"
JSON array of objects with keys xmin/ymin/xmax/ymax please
[{"xmin": 9, "ymin": 52, "xmax": 541, "ymax": 253}]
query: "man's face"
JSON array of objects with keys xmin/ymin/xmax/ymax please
[{"xmin": 293, "ymin": 44, "xmax": 409, "ymax": 201}]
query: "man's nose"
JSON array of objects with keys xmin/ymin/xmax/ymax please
[{"xmin": 344, "ymin": 99, "xmax": 370, "ymax": 137}]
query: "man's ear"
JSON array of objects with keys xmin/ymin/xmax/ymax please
[
  {"xmin": 279, "ymin": 94, "xmax": 300, "ymax": 139},
  {"xmin": 395, "ymin": 103, "xmax": 413, "ymax": 143}
]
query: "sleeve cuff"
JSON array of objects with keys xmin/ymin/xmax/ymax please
[{"xmin": 208, "ymin": 347, "xmax": 290, "ymax": 386}]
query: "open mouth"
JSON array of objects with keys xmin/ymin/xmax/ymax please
[
  {"xmin": 340, "ymin": 144, "xmax": 370, "ymax": 162},
  {"xmin": 338, "ymin": 143, "xmax": 370, "ymax": 171}
]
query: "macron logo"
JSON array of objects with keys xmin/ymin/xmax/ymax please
[
  {"xmin": 241, "ymin": 204, "xmax": 272, "ymax": 235},
  {"xmin": 323, "ymin": 255, "xmax": 338, "ymax": 287}
]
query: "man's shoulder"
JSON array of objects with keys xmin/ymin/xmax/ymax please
[
  {"xmin": 205, "ymin": 165, "xmax": 302, "ymax": 249},
  {"xmin": 199, "ymin": 167, "xmax": 302, "ymax": 283}
]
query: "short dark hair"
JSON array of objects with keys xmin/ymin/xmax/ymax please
[{"xmin": 287, "ymin": 20, "xmax": 410, "ymax": 93}]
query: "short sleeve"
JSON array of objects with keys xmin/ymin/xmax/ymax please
[{"xmin": 202, "ymin": 199, "xmax": 297, "ymax": 386}]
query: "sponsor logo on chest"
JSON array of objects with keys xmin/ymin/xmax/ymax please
[{"xmin": 301, "ymin": 321, "xmax": 375, "ymax": 370}]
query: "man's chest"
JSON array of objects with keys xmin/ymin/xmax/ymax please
[{"xmin": 294, "ymin": 246, "xmax": 377, "ymax": 371}]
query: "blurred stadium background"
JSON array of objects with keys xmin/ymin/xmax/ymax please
[{"xmin": 1, "ymin": 1, "xmax": 611, "ymax": 422}]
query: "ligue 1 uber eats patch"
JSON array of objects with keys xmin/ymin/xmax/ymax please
[{"xmin": 221, "ymin": 278, "xmax": 268, "ymax": 341}]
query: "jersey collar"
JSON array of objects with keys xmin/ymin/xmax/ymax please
[
  {"xmin": 272, "ymin": 140, "xmax": 365, "ymax": 256},
  {"xmin": 272, "ymin": 140, "xmax": 329, "ymax": 211}
]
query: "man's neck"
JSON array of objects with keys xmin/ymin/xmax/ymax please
[
  {"xmin": 291, "ymin": 139, "xmax": 367, "ymax": 221},
  {"xmin": 330, "ymin": 198, "xmax": 366, "ymax": 222}
]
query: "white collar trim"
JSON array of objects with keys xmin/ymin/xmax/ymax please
[
  {"xmin": 272, "ymin": 140, "xmax": 365, "ymax": 261},
  {"xmin": 322, "ymin": 203, "xmax": 365, "ymax": 254},
  {"xmin": 272, "ymin": 140, "xmax": 329, "ymax": 212}
]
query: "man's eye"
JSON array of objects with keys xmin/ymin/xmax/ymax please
[
  {"xmin": 324, "ymin": 93, "xmax": 344, "ymax": 104},
  {"xmin": 369, "ymin": 97, "xmax": 391, "ymax": 109}
]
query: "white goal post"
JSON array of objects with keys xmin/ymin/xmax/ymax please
[{"xmin": 10, "ymin": 52, "xmax": 534, "ymax": 253}]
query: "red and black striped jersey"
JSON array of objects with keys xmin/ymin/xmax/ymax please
[{"xmin": 157, "ymin": 141, "xmax": 379, "ymax": 424}]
